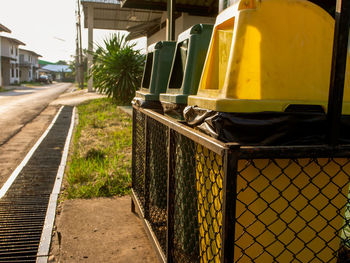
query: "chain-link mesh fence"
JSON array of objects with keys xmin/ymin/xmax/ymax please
[
  {"xmin": 132, "ymin": 108, "xmax": 146, "ymax": 211},
  {"xmin": 132, "ymin": 106, "xmax": 350, "ymax": 263},
  {"xmin": 234, "ymin": 158, "xmax": 350, "ymax": 263},
  {"xmin": 196, "ymin": 144, "xmax": 224, "ymax": 263},
  {"xmin": 170, "ymin": 132, "xmax": 199, "ymax": 263},
  {"xmin": 147, "ymin": 117, "xmax": 168, "ymax": 252}
]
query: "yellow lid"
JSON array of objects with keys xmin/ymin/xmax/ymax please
[{"xmin": 188, "ymin": 0, "xmax": 350, "ymax": 113}]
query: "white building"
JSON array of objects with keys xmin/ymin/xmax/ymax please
[
  {"xmin": 0, "ymin": 36, "xmax": 25, "ymax": 86},
  {"xmin": 41, "ymin": 64, "xmax": 72, "ymax": 81},
  {"xmin": 0, "ymin": 23, "xmax": 12, "ymax": 87},
  {"xmin": 19, "ymin": 49, "xmax": 41, "ymax": 82}
]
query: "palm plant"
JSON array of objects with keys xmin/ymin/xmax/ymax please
[{"xmin": 90, "ymin": 33, "xmax": 145, "ymax": 104}]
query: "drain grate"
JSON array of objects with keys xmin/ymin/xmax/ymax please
[{"xmin": 0, "ymin": 106, "xmax": 73, "ymax": 262}]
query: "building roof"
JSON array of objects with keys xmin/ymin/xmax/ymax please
[
  {"xmin": 19, "ymin": 48, "xmax": 42, "ymax": 58},
  {"xmin": 41, "ymin": 64, "xmax": 72, "ymax": 73},
  {"xmin": 121, "ymin": 0, "xmax": 218, "ymax": 16},
  {"xmin": 81, "ymin": 0, "xmax": 163, "ymax": 38},
  {"xmin": 1, "ymin": 35, "xmax": 25, "ymax": 46},
  {"xmin": 0, "ymin": 23, "xmax": 11, "ymax": 33},
  {"xmin": 39, "ymin": 59, "xmax": 56, "ymax": 66}
]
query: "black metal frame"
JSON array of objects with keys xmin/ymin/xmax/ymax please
[
  {"xmin": 132, "ymin": 106, "xmax": 350, "ymax": 262},
  {"xmin": 327, "ymin": 0, "xmax": 350, "ymax": 145},
  {"xmin": 131, "ymin": 0, "xmax": 350, "ymax": 261}
]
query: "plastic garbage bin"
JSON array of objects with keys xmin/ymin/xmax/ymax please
[
  {"xmin": 134, "ymin": 41, "xmax": 176, "ymax": 109},
  {"xmin": 190, "ymin": 1, "xmax": 350, "ymax": 262},
  {"xmin": 159, "ymin": 24, "xmax": 213, "ymax": 118},
  {"xmin": 187, "ymin": 0, "xmax": 350, "ymax": 113},
  {"xmin": 158, "ymin": 24, "xmax": 213, "ymax": 257}
]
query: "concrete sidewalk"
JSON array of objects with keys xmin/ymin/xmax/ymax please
[{"xmin": 0, "ymin": 88, "xmax": 157, "ymax": 262}]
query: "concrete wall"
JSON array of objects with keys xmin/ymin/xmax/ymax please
[
  {"xmin": 0, "ymin": 37, "xmax": 2, "ymax": 87},
  {"xmin": 20, "ymin": 67, "xmax": 33, "ymax": 82},
  {"xmin": 1, "ymin": 38, "xmax": 19, "ymax": 61},
  {"xmin": 10, "ymin": 62, "xmax": 20, "ymax": 84},
  {"xmin": 19, "ymin": 50, "xmax": 40, "ymax": 82},
  {"xmin": 147, "ymin": 13, "xmax": 215, "ymax": 46},
  {"xmin": 1, "ymin": 38, "xmax": 20, "ymax": 84},
  {"xmin": 1, "ymin": 58, "xmax": 10, "ymax": 86}
]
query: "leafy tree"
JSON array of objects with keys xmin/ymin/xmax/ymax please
[
  {"xmin": 90, "ymin": 33, "xmax": 145, "ymax": 104},
  {"xmin": 55, "ymin": 60, "xmax": 68, "ymax": 65}
]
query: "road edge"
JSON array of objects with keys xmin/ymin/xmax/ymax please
[{"xmin": 36, "ymin": 106, "xmax": 76, "ymax": 262}]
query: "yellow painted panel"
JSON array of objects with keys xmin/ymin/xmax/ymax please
[
  {"xmin": 189, "ymin": 0, "xmax": 350, "ymax": 113},
  {"xmin": 196, "ymin": 152, "xmax": 350, "ymax": 262},
  {"xmin": 234, "ymin": 158, "xmax": 350, "ymax": 262}
]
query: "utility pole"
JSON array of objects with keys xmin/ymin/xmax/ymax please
[
  {"xmin": 75, "ymin": 21, "xmax": 80, "ymax": 84},
  {"xmin": 77, "ymin": 0, "xmax": 84, "ymax": 89}
]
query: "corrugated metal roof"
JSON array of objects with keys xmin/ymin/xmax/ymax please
[
  {"xmin": 42, "ymin": 64, "xmax": 72, "ymax": 73},
  {"xmin": 0, "ymin": 23, "xmax": 11, "ymax": 33},
  {"xmin": 81, "ymin": 0, "xmax": 163, "ymax": 32},
  {"xmin": 121, "ymin": 0, "xmax": 218, "ymax": 16}
]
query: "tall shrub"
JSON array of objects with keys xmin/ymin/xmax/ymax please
[{"xmin": 90, "ymin": 33, "xmax": 145, "ymax": 104}]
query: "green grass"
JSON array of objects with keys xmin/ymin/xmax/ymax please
[{"xmin": 64, "ymin": 98, "xmax": 132, "ymax": 199}]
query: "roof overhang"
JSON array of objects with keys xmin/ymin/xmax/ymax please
[
  {"xmin": 1, "ymin": 36, "xmax": 25, "ymax": 46},
  {"xmin": 81, "ymin": 0, "xmax": 163, "ymax": 35},
  {"xmin": 0, "ymin": 23, "xmax": 11, "ymax": 33},
  {"xmin": 19, "ymin": 49, "xmax": 42, "ymax": 58},
  {"xmin": 120, "ymin": 0, "xmax": 218, "ymax": 16}
]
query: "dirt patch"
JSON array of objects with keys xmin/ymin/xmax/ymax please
[
  {"xmin": 50, "ymin": 89, "xmax": 106, "ymax": 106},
  {"xmin": 49, "ymin": 196, "xmax": 157, "ymax": 263},
  {"xmin": 0, "ymin": 105, "xmax": 60, "ymax": 188}
]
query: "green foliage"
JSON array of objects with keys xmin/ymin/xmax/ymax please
[
  {"xmin": 64, "ymin": 98, "xmax": 132, "ymax": 199},
  {"xmin": 90, "ymin": 33, "xmax": 145, "ymax": 104}
]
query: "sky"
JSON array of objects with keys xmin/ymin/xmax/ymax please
[{"xmin": 0, "ymin": 0, "xmax": 146, "ymax": 63}]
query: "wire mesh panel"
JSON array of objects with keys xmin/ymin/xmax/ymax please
[
  {"xmin": 234, "ymin": 158, "xmax": 350, "ymax": 262},
  {"xmin": 196, "ymin": 144, "xmax": 224, "ymax": 263},
  {"xmin": 171, "ymin": 132, "xmax": 199, "ymax": 263},
  {"xmin": 132, "ymin": 106, "xmax": 350, "ymax": 263},
  {"xmin": 147, "ymin": 117, "xmax": 169, "ymax": 253},
  {"xmin": 132, "ymin": 108, "xmax": 146, "ymax": 210}
]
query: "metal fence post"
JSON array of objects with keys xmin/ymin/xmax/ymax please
[
  {"xmin": 167, "ymin": 128, "xmax": 175, "ymax": 263},
  {"xmin": 221, "ymin": 144, "xmax": 240, "ymax": 263},
  {"xmin": 131, "ymin": 108, "xmax": 136, "ymax": 213},
  {"xmin": 327, "ymin": 0, "xmax": 350, "ymax": 145},
  {"xmin": 144, "ymin": 115, "xmax": 151, "ymax": 220}
]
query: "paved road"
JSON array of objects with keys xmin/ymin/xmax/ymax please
[{"xmin": 0, "ymin": 83, "xmax": 72, "ymax": 145}]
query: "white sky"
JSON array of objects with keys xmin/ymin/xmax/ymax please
[{"xmin": 0, "ymin": 0, "xmax": 146, "ymax": 63}]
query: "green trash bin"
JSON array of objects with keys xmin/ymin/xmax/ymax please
[
  {"xmin": 160, "ymin": 24, "xmax": 213, "ymax": 119},
  {"xmin": 134, "ymin": 41, "xmax": 176, "ymax": 110},
  {"xmin": 158, "ymin": 24, "xmax": 213, "ymax": 259}
]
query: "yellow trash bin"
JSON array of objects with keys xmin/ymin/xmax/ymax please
[
  {"xmin": 196, "ymin": 146, "xmax": 350, "ymax": 262},
  {"xmin": 196, "ymin": 144, "xmax": 223, "ymax": 263},
  {"xmin": 234, "ymin": 158, "xmax": 350, "ymax": 262},
  {"xmin": 188, "ymin": 0, "xmax": 350, "ymax": 113}
]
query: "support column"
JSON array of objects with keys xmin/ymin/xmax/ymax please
[
  {"xmin": 87, "ymin": 5, "xmax": 94, "ymax": 92},
  {"xmin": 166, "ymin": 0, "xmax": 175, "ymax": 41}
]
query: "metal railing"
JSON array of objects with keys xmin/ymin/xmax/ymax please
[{"xmin": 131, "ymin": 105, "xmax": 350, "ymax": 263}]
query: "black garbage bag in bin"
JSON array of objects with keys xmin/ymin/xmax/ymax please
[{"xmin": 183, "ymin": 105, "xmax": 350, "ymax": 146}]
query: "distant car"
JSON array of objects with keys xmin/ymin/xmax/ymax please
[{"xmin": 39, "ymin": 74, "xmax": 52, "ymax": 84}]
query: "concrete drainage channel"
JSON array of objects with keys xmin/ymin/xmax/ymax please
[{"xmin": 0, "ymin": 106, "xmax": 75, "ymax": 262}]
